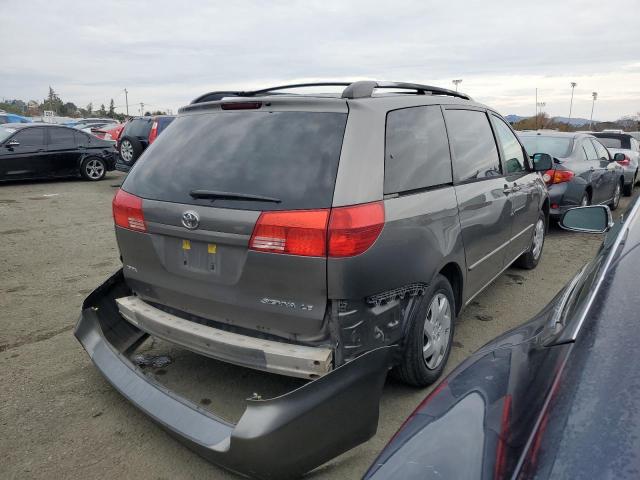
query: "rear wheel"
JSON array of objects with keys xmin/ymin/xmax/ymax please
[
  {"xmin": 119, "ymin": 137, "xmax": 143, "ymax": 165},
  {"xmin": 609, "ymin": 179, "xmax": 622, "ymax": 211},
  {"xmin": 80, "ymin": 157, "xmax": 106, "ymax": 181},
  {"xmin": 392, "ymin": 274, "xmax": 455, "ymax": 387},
  {"xmin": 515, "ymin": 212, "xmax": 545, "ymax": 269},
  {"xmin": 580, "ymin": 191, "xmax": 591, "ymax": 206},
  {"xmin": 623, "ymin": 176, "xmax": 634, "ymax": 196}
]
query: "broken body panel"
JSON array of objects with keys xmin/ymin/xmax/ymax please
[{"xmin": 75, "ymin": 269, "xmax": 394, "ymax": 479}]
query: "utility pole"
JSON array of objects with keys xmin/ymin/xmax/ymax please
[
  {"xmin": 590, "ymin": 92, "xmax": 598, "ymax": 130},
  {"xmin": 535, "ymin": 88, "xmax": 538, "ymax": 129},
  {"xmin": 452, "ymin": 79, "xmax": 463, "ymax": 92},
  {"xmin": 537, "ymin": 102, "xmax": 546, "ymax": 129},
  {"xmin": 124, "ymin": 88, "xmax": 129, "ymax": 116},
  {"xmin": 569, "ymin": 82, "xmax": 577, "ymax": 121}
]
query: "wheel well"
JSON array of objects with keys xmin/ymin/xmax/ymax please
[
  {"xmin": 585, "ymin": 185, "xmax": 592, "ymax": 200},
  {"xmin": 439, "ymin": 262, "xmax": 463, "ymax": 315}
]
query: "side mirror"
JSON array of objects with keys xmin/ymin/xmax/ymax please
[
  {"xmin": 5, "ymin": 140, "xmax": 19, "ymax": 148},
  {"xmin": 560, "ymin": 205, "xmax": 613, "ymax": 234},
  {"xmin": 613, "ymin": 152, "xmax": 627, "ymax": 162},
  {"xmin": 532, "ymin": 152, "xmax": 553, "ymax": 171}
]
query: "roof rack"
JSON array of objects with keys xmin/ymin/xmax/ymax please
[{"xmin": 190, "ymin": 81, "xmax": 471, "ymax": 104}]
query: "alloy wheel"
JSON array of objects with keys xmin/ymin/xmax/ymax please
[
  {"xmin": 85, "ymin": 159, "xmax": 105, "ymax": 180},
  {"xmin": 120, "ymin": 140, "xmax": 133, "ymax": 162},
  {"xmin": 422, "ymin": 293, "xmax": 451, "ymax": 370},
  {"xmin": 532, "ymin": 218, "xmax": 545, "ymax": 260}
]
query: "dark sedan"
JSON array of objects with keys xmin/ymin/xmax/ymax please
[
  {"xmin": 519, "ymin": 131, "xmax": 624, "ymax": 218},
  {"xmin": 365, "ymin": 201, "xmax": 640, "ymax": 479},
  {"xmin": 0, "ymin": 123, "xmax": 116, "ymax": 182}
]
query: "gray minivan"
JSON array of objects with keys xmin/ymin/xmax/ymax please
[{"xmin": 108, "ymin": 81, "xmax": 550, "ymax": 387}]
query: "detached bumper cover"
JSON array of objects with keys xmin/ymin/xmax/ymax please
[{"xmin": 75, "ymin": 270, "xmax": 394, "ymax": 479}]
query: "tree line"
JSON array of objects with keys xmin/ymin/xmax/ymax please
[{"xmin": 0, "ymin": 87, "xmax": 166, "ymax": 120}]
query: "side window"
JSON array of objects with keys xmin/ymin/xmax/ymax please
[
  {"xmin": 582, "ymin": 139, "xmax": 598, "ymax": 160},
  {"xmin": 445, "ymin": 109, "xmax": 501, "ymax": 182},
  {"xmin": 74, "ymin": 131, "xmax": 89, "ymax": 146},
  {"xmin": 384, "ymin": 106, "xmax": 452, "ymax": 194},
  {"xmin": 13, "ymin": 128, "xmax": 45, "ymax": 147},
  {"xmin": 631, "ymin": 138, "xmax": 640, "ymax": 152},
  {"xmin": 48, "ymin": 128, "xmax": 76, "ymax": 147},
  {"xmin": 592, "ymin": 140, "xmax": 609, "ymax": 160},
  {"xmin": 491, "ymin": 115, "xmax": 527, "ymax": 174}
]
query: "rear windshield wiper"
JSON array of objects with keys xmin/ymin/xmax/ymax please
[{"xmin": 189, "ymin": 189, "xmax": 281, "ymax": 203}]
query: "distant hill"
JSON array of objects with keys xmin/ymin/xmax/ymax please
[{"xmin": 505, "ymin": 114, "xmax": 593, "ymax": 126}]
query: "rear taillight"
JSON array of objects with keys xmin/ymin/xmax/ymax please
[
  {"xmin": 249, "ymin": 201, "xmax": 385, "ymax": 258},
  {"xmin": 249, "ymin": 209, "xmax": 329, "ymax": 256},
  {"xmin": 113, "ymin": 189, "xmax": 146, "ymax": 232},
  {"xmin": 327, "ymin": 201, "xmax": 385, "ymax": 257},
  {"xmin": 616, "ymin": 154, "xmax": 631, "ymax": 166},
  {"xmin": 543, "ymin": 169, "xmax": 574, "ymax": 185},
  {"xmin": 148, "ymin": 121, "xmax": 159, "ymax": 144}
]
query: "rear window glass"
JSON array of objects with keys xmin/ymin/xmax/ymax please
[
  {"xmin": 156, "ymin": 117, "xmax": 174, "ymax": 134},
  {"xmin": 123, "ymin": 111, "xmax": 348, "ymax": 210},
  {"xmin": 519, "ymin": 136, "xmax": 573, "ymax": 158},
  {"xmin": 595, "ymin": 137, "xmax": 626, "ymax": 149},
  {"xmin": 385, "ymin": 106, "xmax": 452, "ymax": 194},
  {"xmin": 124, "ymin": 118, "xmax": 152, "ymax": 137}
]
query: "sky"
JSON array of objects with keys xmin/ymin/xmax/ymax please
[{"xmin": 1, "ymin": 0, "xmax": 639, "ymax": 121}]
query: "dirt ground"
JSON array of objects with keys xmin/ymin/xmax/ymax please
[{"xmin": 1, "ymin": 172, "xmax": 636, "ymax": 479}]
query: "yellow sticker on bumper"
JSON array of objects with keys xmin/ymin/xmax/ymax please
[
  {"xmin": 182, "ymin": 239, "xmax": 191, "ymax": 250},
  {"xmin": 208, "ymin": 243, "xmax": 217, "ymax": 254}
]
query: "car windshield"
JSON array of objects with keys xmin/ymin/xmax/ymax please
[
  {"xmin": 596, "ymin": 137, "xmax": 624, "ymax": 149},
  {"xmin": 520, "ymin": 135, "xmax": 573, "ymax": 158},
  {"xmin": 0, "ymin": 126, "xmax": 17, "ymax": 143},
  {"xmin": 123, "ymin": 111, "xmax": 348, "ymax": 211}
]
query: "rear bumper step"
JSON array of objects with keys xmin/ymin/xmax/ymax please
[
  {"xmin": 116, "ymin": 295, "xmax": 333, "ymax": 379},
  {"xmin": 74, "ymin": 269, "xmax": 394, "ymax": 479}
]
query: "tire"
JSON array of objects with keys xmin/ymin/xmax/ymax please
[
  {"xmin": 119, "ymin": 136, "xmax": 144, "ymax": 165},
  {"xmin": 609, "ymin": 179, "xmax": 623, "ymax": 211},
  {"xmin": 623, "ymin": 177, "xmax": 634, "ymax": 197},
  {"xmin": 80, "ymin": 157, "xmax": 106, "ymax": 181},
  {"xmin": 392, "ymin": 275, "xmax": 455, "ymax": 387},
  {"xmin": 580, "ymin": 191, "xmax": 591, "ymax": 207},
  {"xmin": 515, "ymin": 212, "xmax": 546, "ymax": 269}
]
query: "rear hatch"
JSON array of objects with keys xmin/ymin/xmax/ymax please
[{"xmin": 115, "ymin": 100, "xmax": 348, "ymax": 342}]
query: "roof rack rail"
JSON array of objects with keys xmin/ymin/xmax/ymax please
[
  {"xmin": 190, "ymin": 81, "xmax": 471, "ymax": 104},
  {"xmin": 341, "ymin": 81, "xmax": 471, "ymax": 100}
]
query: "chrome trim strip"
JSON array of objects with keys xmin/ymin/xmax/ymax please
[
  {"xmin": 465, "ymin": 247, "xmax": 528, "ymax": 306},
  {"xmin": 468, "ymin": 224, "xmax": 534, "ymax": 271}
]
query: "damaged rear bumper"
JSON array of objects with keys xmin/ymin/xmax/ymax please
[{"xmin": 74, "ymin": 269, "xmax": 394, "ymax": 479}]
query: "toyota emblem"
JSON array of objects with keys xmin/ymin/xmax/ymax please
[{"xmin": 181, "ymin": 211, "xmax": 200, "ymax": 230}]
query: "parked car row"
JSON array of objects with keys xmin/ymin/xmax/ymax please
[{"xmin": 518, "ymin": 131, "xmax": 626, "ymax": 219}]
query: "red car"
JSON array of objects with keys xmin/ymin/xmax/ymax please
[{"xmin": 92, "ymin": 123, "xmax": 124, "ymax": 142}]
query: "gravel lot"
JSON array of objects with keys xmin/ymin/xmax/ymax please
[{"xmin": 2, "ymin": 172, "xmax": 636, "ymax": 479}]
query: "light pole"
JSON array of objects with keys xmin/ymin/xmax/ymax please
[
  {"xmin": 590, "ymin": 92, "xmax": 598, "ymax": 130},
  {"xmin": 124, "ymin": 88, "xmax": 129, "ymax": 116},
  {"xmin": 452, "ymin": 79, "xmax": 463, "ymax": 92},
  {"xmin": 569, "ymin": 82, "xmax": 577, "ymax": 121}
]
